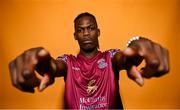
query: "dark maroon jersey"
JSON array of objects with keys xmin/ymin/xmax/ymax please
[{"xmin": 57, "ymin": 49, "xmax": 123, "ymax": 109}]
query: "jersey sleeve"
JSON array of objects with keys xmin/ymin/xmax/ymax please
[
  {"xmin": 108, "ymin": 49, "xmax": 120, "ymax": 58},
  {"xmin": 56, "ymin": 54, "xmax": 69, "ymax": 63}
]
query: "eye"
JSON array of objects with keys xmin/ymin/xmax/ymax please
[
  {"xmin": 89, "ymin": 26, "xmax": 95, "ymax": 31},
  {"xmin": 77, "ymin": 28, "xmax": 83, "ymax": 33}
]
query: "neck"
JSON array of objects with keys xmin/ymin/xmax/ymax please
[{"xmin": 80, "ymin": 48, "xmax": 98, "ymax": 59}]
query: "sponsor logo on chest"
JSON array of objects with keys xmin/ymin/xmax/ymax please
[{"xmin": 72, "ymin": 66, "xmax": 80, "ymax": 71}]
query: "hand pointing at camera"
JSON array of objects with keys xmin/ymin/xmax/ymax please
[
  {"xmin": 113, "ymin": 37, "xmax": 170, "ymax": 86},
  {"xmin": 9, "ymin": 47, "xmax": 66, "ymax": 93}
]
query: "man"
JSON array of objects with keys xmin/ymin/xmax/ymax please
[{"xmin": 9, "ymin": 12, "xmax": 169, "ymax": 109}]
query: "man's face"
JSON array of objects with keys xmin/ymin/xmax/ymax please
[{"xmin": 74, "ymin": 16, "xmax": 100, "ymax": 52}]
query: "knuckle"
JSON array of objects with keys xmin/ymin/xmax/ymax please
[
  {"xmin": 24, "ymin": 51, "xmax": 32, "ymax": 61},
  {"xmin": 24, "ymin": 50, "xmax": 32, "ymax": 56},
  {"xmin": 149, "ymin": 59, "xmax": 160, "ymax": 69},
  {"xmin": 17, "ymin": 77, "xmax": 25, "ymax": 84},
  {"xmin": 22, "ymin": 70, "xmax": 33, "ymax": 79},
  {"xmin": 144, "ymin": 40, "xmax": 152, "ymax": 47},
  {"xmin": 154, "ymin": 44, "xmax": 162, "ymax": 51}
]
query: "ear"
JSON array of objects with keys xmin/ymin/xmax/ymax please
[
  {"xmin": 74, "ymin": 32, "xmax": 77, "ymax": 40},
  {"xmin": 97, "ymin": 28, "xmax": 100, "ymax": 37}
]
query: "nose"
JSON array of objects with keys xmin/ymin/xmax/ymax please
[{"xmin": 83, "ymin": 28, "xmax": 90, "ymax": 36}]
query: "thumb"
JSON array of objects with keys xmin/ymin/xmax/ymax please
[
  {"xmin": 123, "ymin": 47, "xmax": 138, "ymax": 56},
  {"xmin": 38, "ymin": 74, "xmax": 54, "ymax": 92},
  {"xmin": 127, "ymin": 65, "xmax": 144, "ymax": 86},
  {"xmin": 38, "ymin": 48, "xmax": 49, "ymax": 56},
  {"xmin": 37, "ymin": 49, "xmax": 51, "ymax": 62},
  {"xmin": 35, "ymin": 49, "xmax": 54, "ymax": 76},
  {"xmin": 123, "ymin": 47, "xmax": 144, "ymax": 68}
]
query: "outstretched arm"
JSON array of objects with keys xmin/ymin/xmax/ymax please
[
  {"xmin": 112, "ymin": 37, "xmax": 170, "ymax": 86},
  {"xmin": 9, "ymin": 47, "xmax": 67, "ymax": 93}
]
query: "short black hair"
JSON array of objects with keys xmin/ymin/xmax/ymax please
[{"xmin": 74, "ymin": 12, "xmax": 98, "ymax": 27}]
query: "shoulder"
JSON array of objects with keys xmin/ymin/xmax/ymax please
[
  {"xmin": 56, "ymin": 54, "xmax": 77, "ymax": 63},
  {"xmin": 104, "ymin": 49, "xmax": 121, "ymax": 58}
]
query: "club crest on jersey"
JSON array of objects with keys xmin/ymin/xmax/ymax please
[{"xmin": 97, "ymin": 58, "xmax": 107, "ymax": 69}]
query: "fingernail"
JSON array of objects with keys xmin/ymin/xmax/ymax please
[
  {"xmin": 158, "ymin": 65, "xmax": 164, "ymax": 71},
  {"xmin": 135, "ymin": 78, "xmax": 144, "ymax": 86},
  {"xmin": 39, "ymin": 83, "xmax": 46, "ymax": 92}
]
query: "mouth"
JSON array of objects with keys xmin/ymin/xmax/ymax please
[{"xmin": 83, "ymin": 40, "xmax": 93, "ymax": 44}]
